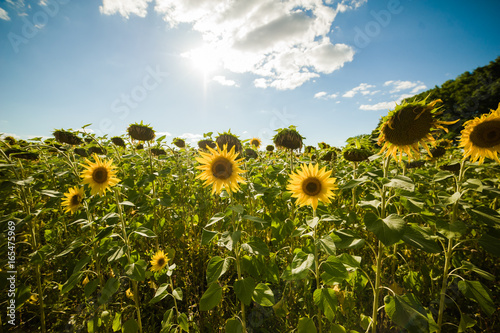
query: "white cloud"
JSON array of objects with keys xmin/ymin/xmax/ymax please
[
  {"xmin": 179, "ymin": 132, "xmax": 202, "ymax": 144},
  {"xmin": 314, "ymin": 91, "xmax": 338, "ymax": 99},
  {"xmin": 212, "ymin": 75, "xmax": 238, "ymax": 87},
  {"xmin": 156, "ymin": 131, "xmax": 172, "ymax": 137},
  {"xmin": 342, "ymin": 83, "xmax": 375, "ymax": 97},
  {"xmin": 102, "ymin": 0, "xmax": 360, "ymax": 90},
  {"xmin": 359, "ymin": 101, "xmax": 396, "ymax": 111},
  {"xmin": 0, "ymin": 7, "xmax": 10, "ymax": 20},
  {"xmin": 100, "ymin": 0, "xmax": 152, "ymax": 19},
  {"xmin": 384, "ymin": 80, "xmax": 427, "ymax": 94}
]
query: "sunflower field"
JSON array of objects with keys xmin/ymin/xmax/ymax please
[{"xmin": 1, "ymin": 100, "xmax": 499, "ymax": 333}]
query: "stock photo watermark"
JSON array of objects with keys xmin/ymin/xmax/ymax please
[
  {"xmin": 6, "ymin": 220, "xmax": 17, "ymax": 326},
  {"xmin": 258, "ymin": 108, "xmax": 296, "ymax": 142},
  {"xmin": 7, "ymin": 0, "xmax": 71, "ymax": 54},
  {"xmin": 353, "ymin": 0, "xmax": 407, "ymax": 49},
  {"xmin": 97, "ymin": 65, "xmax": 169, "ymax": 135}
]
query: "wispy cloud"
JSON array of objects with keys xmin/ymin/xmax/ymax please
[
  {"xmin": 213, "ymin": 75, "xmax": 238, "ymax": 87},
  {"xmin": 0, "ymin": 7, "xmax": 10, "ymax": 21},
  {"xmin": 100, "ymin": 0, "xmax": 364, "ymax": 90},
  {"xmin": 384, "ymin": 80, "xmax": 427, "ymax": 94},
  {"xmin": 342, "ymin": 83, "xmax": 375, "ymax": 97},
  {"xmin": 179, "ymin": 132, "xmax": 202, "ymax": 144},
  {"xmin": 359, "ymin": 101, "xmax": 396, "ymax": 111},
  {"xmin": 314, "ymin": 91, "xmax": 338, "ymax": 99}
]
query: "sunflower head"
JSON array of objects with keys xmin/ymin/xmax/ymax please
[
  {"xmin": 80, "ymin": 154, "xmax": 120, "ymax": 196},
  {"xmin": 61, "ymin": 186, "xmax": 84, "ymax": 214},
  {"xmin": 320, "ymin": 149, "xmax": 337, "ymax": 162},
  {"xmin": 439, "ymin": 162, "xmax": 461, "ymax": 174},
  {"xmin": 405, "ymin": 160, "xmax": 426, "ymax": 169},
  {"xmin": 3, "ymin": 136, "xmax": 16, "ymax": 146},
  {"xmin": 196, "ymin": 144, "xmax": 247, "ymax": 195},
  {"xmin": 7, "ymin": 149, "xmax": 39, "ymax": 161},
  {"xmin": 53, "ymin": 130, "xmax": 83, "ymax": 145},
  {"xmin": 250, "ymin": 138, "xmax": 262, "ymax": 149},
  {"xmin": 173, "ymin": 137, "xmax": 186, "ymax": 148},
  {"xmin": 88, "ymin": 146, "xmax": 107, "ymax": 155},
  {"xmin": 459, "ymin": 103, "xmax": 500, "ymax": 164},
  {"xmin": 266, "ymin": 144, "xmax": 275, "ymax": 152},
  {"xmin": 305, "ymin": 146, "xmax": 316, "ymax": 154},
  {"xmin": 111, "ymin": 137, "xmax": 126, "ymax": 147},
  {"xmin": 244, "ymin": 148, "xmax": 258, "ymax": 160},
  {"xmin": 216, "ymin": 132, "xmax": 242, "ymax": 153},
  {"xmin": 273, "ymin": 126, "xmax": 304, "ymax": 150},
  {"xmin": 343, "ymin": 147, "xmax": 371, "ymax": 162},
  {"xmin": 377, "ymin": 98, "xmax": 458, "ymax": 162},
  {"xmin": 127, "ymin": 122, "xmax": 155, "ymax": 141},
  {"xmin": 150, "ymin": 147, "xmax": 166, "ymax": 156},
  {"xmin": 287, "ymin": 163, "xmax": 337, "ymax": 210},
  {"xmin": 74, "ymin": 148, "xmax": 88, "ymax": 158},
  {"xmin": 136, "ymin": 144, "xmax": 144, "ymax": 150},
  {"xmin": 150, "ymin": 250, "xmax": 170, "ymax": 272},
  {"xmin": 318, "ymin": 142, "xmax": 330, "ymax": 149},
  {"xmin": 198, "ymin": 139, "xmax": 217, "ymax": 150}
]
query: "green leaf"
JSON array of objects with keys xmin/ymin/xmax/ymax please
[
  {"xmin": 132, "ymin": 227, "xmax": 156, "ymax": 238},
  {"xmin": 200, "ymin": 283, "xmax": 222, "ymax": 311},
  {"xmin": 61, "ymin": 272, "xmax": 83, "ymax": 294},
  {"xmin": 463, "ymin": 178, "xmax": 484, "ymax": 192},
  {"xmin": 316, "ymin": 235, "xmax": 337, "ymax": 255},
  {"xmin": 228, "ymin": 205, "xmax": 244, "ymax": 214},
  {"xmin": 225, "ymin": 318, "xmax": 243, "ymax": 333},
  {"xmin": 461, "ymin": 261, "xmax": 495, "ymax": 281},
  {"xmin": 119, "ymin": 200, "xmax": 135, "ymax": 206},
  {"xmin": 402, "ymin": 225, "xmax": 441, "ymax": 253},
  {"xmin": 73, "ymin": 255, "xmax": 91, "ymax": 274},
  {"xmin": 15, "ymin": 285, "xmax": 31, "ymax": 310},
  {"xmin": 320, "ymin": 256, "xmax": 349, "ymax": 285},
  {"xmin": 306, "ymin": 216, "xmax": 319, "ymax": 229},
  {"xmin": 40, "ymin": 189, "xmax": 63, "ymax": 198},
  {"xmin": 108, "ymin": 246, "xmax": 126, "ymax": 262},
  {"xmin": 205, "ymin": 212, "xmax": 225, "ymax": 228},
  {"xmin": 478, "ymin": 234, "xmax": 500, "ymax": 256},
  {"xmin": 241, "ymin": 238, "xmax": 270, "ymax": 256},
  {"xmin": 206, "ymin": 256, "xmax": 232, "ymax": 284},
  {"xmin": 242, "ymin": 215, "xmax": 269, "ymax": 227},
  {"xmin": 281, "ymin": 251, "xmax": 314, "ymax": 281},
  {"xmin": 339, "ymin": 178, "xmax": 366, "ymax": 190},
  {"xmin": 122, "ymin": 318, "xmax": 138, "ymax": 333},
  {"xmin": 358, "ymin": 199, "xmax": 381, "ymax": 210},
  {"xmin": 470, "ymin": 206, "xmax": 500, "ymax": 227},
  {"xmin": 385, "ymin": 175, "xmax": 415, "ymax": 192},
  {"xmin": 85, "ymin": 279, "xmax": 99, "ymax": 298},
  {"xmin": 234, "ymin": 277, "xmax": 255, "ymax": 306},
  {"xmin": 337, "ymin": 253, "xmax": 361, "ymax": 270},
  {"xmin": 201, "ymin": 229, "xmax": 218, "ymax": 246},
  {"xmin": 332, "ymin": 229, "xmax": 365, "ymax": 249},
  {"xmin": 112, "ymin": 312, "xmax": 122, "ymax": 331},
  {"xmin": 218, "ymin": 231, "xmax": 241, "ymax": 251},
  {"xmin": 297, "ymin": 317, "xmax": 317, "ymax": 333},
  {"xmin": 330, "ymin": 323, "xmax": 346, "ymax": 333},
  {"xmin": 252, "ymin": 283, "xmax": 274, "ymax": 307},
  {"xmin": 313, "ymin": 287, "xmax": 338, "ymax": 322},
  {"xmin": 458, "ymin": 313, "xmax": 476, "ymax": 332},
  {"xmin": 178, "ymin": 313, "xmax": 189, "ymax": 332},
  {"xmin": 150, "ymin": 283, "xmax": 171, "ymax": 304},
  {"xmin": 173, "ymin": 288, "xmax": 183, "ymax": 301},
  {"xmin": 365, "ymin": 213, "xmax": 406, "ymax": 246},
  {"xmin": 458, "ymin": 280, "xmax": 495, "ymax": 316},
  {"xmin": 124, "ymin": 260, "xmax": 147, "ymax": 282},
  {"xmin": 384, "ymin": 294, "xmax": 429, "ymax": 333},
  {"xmin": 433, "ymin": 171, "xmax": 454, "ymax": 182},
  {"xmin": 98, "ymin": 277, "xmax": 120, "ymax": 305}
]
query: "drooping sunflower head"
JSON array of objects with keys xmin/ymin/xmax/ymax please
[
  {"xmin": 127, "ymin": 122, "xmax": 155, "ymax": 141},
  {"xmin": 287, "ymin": 163, "xmax": 337, "ymax": 210},
  {"xmin": 250, "ymin": 138, "xmax": 262, "ymax": 149},
  {"xmin": 3, "ymin": 136, "xmax": 16, "ymax": 146},
  {"xmin": 305, "ymin": 146, "xmax": 316, "ymax": 154},
  {"xmin": 74, "ymin": 148, "xmax": 88, "ymax": 158},
  {"xmin": 150, "ymin": 147, "xmax": 166, "ymax": 156},
  {"xmin": 61, "ymin": 186, "xmax": 84, "ymax": 214},
  {"xmin": 377, "ymin": 98, "xmax": 458, "ymax": 162},
  {"xmin": 53, "ymin": 130, "xmax": 83, "ymax": 145},
  {"xmin": 150, "ymin": 250, "xmax": 169, "ymax": 272},
  {"xmin": 80, "ymin": 154, "xmax": 120, "ymax": 196},
  {"xmin": 273, "ymin": 126, "xmax": 304, "ymax": 150},
  {"xmin": 320, "ymin": 149, "xmax": 337, "ymax": 162},
  {"xmin": 88, "ymin": 146, "xmax": 106, "ymax": 155},
  {"xmin": 173, "ymin": 137, "xmax": 186, "ymax": 148},
  {"xmin": 111, "ymin": 136, "xmax": 126, "ymax": 147},
  {"xmin": 459, "ymin": 103, "xmax": 500, "ymax": 164},
  {"xmin": 318, "ymin": 142, "xmax": 330, "ymax": 149},
  {"xmin": 195, "ymin": 144, "xmax": 247, "ymax": 195},
  {"xmin": 198, "ymin": 139, "xmax": 217, "ymax": 150},
  {"xmin": 244, "ymin": 148, "xmax": 258, "ymax": 160},
  {"xmin": 343, "ymin": 147, "xmax": 371, "ymax": 162},
  {"xmin": 216, "ymin": 132, "xmax": 242, "ymax": 154},
  {"xmin": 266, "ymin": 144, "xmax": 275, "ymax": 152}
]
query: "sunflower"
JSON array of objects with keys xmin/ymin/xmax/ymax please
[
  {"xmin": 377, "ymin": 98, "xmax": 458, "ymax": 162},
  {"xmin": 126, "ymin": 288, "xmax": 134, "ymax": 299},
  {"xmin": 287, "ymin": 163, "xmax": 337, "ymax": 210},
  {"xmin": 80, "ymin": 154, "xmax": 120, "ymax": 196},
  {"xmin": 127, "ymin": 122, "xmax": 155, "ymax": 141},
  {"xmin": 61, "ymin": 186, "xmax": 84, "ymax": 214},
  {"xmin": 250, "ymin": 138, "xmax": 262, "ymax": 149},
  {"xmin": 196, "ymin": 145, "xmax": 246, "ymax": 195},
  {"xmin": 273, "ymin": 126, "xmax": 304, "ymax": 150},
  {"xmin": 150, "ymin": 250, "xmax": 169, "ymax": 272},
  {"xmin": 459, "ymin": 104, "xmax": 500, "ymax": 164}
]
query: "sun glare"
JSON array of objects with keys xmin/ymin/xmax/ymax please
[{"xmin": 186, "ymin": 46, "xmax": 221, "ymax": 76}]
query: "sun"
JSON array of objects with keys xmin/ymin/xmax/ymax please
[{"xmin": 185, "ymin": 45, "xmax": 221, "ymax": 76}]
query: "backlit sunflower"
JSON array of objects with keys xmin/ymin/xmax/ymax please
[
  {"xmin": 80, "ymin": 154, "xmax": 120, "ymax": 196},
  {"xmin": 150, "ymin": 250, "xmax": 169, "ymax": 272},
  {"xmin": 61, "ymin": 186, "xmax": 84, "ymax": 214},
  {"xmin": 459, "ymin": 103, "xmax": 500, "ymax": 164},
  {"xmin": 377, "ymin": 98, "xmax": 458, "ymax": 162},
  {"xmin": 195, "ymin": 145, "xmax": 246, "ymax": 195},
  {"xmin": 287, "ymin": 163, "xmax": 337, "ymax": 210},
  {"xmin": 250, "ymin": 138, "xmax": 262, "ymax": 149}
]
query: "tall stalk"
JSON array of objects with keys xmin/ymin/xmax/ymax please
[
  {"xmin": 312, "ymin": 209, "xmax": 322, "ymax": 333},
  {"xmin": 437, "ymin": 159, "xmax": 466, "ymax": 332}
]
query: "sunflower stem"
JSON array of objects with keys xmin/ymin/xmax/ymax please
[
  {"xmin": 313, "ymin": 209, "xmax": 323, "ymax": 333},
  {"xmin": 437, "ymin": 159, "xmax": 465, "ymax": 332}
]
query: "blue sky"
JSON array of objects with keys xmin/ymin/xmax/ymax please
[{"xmin": 1, "ymin": 0, "xmax": 499, "ymax": 148}]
